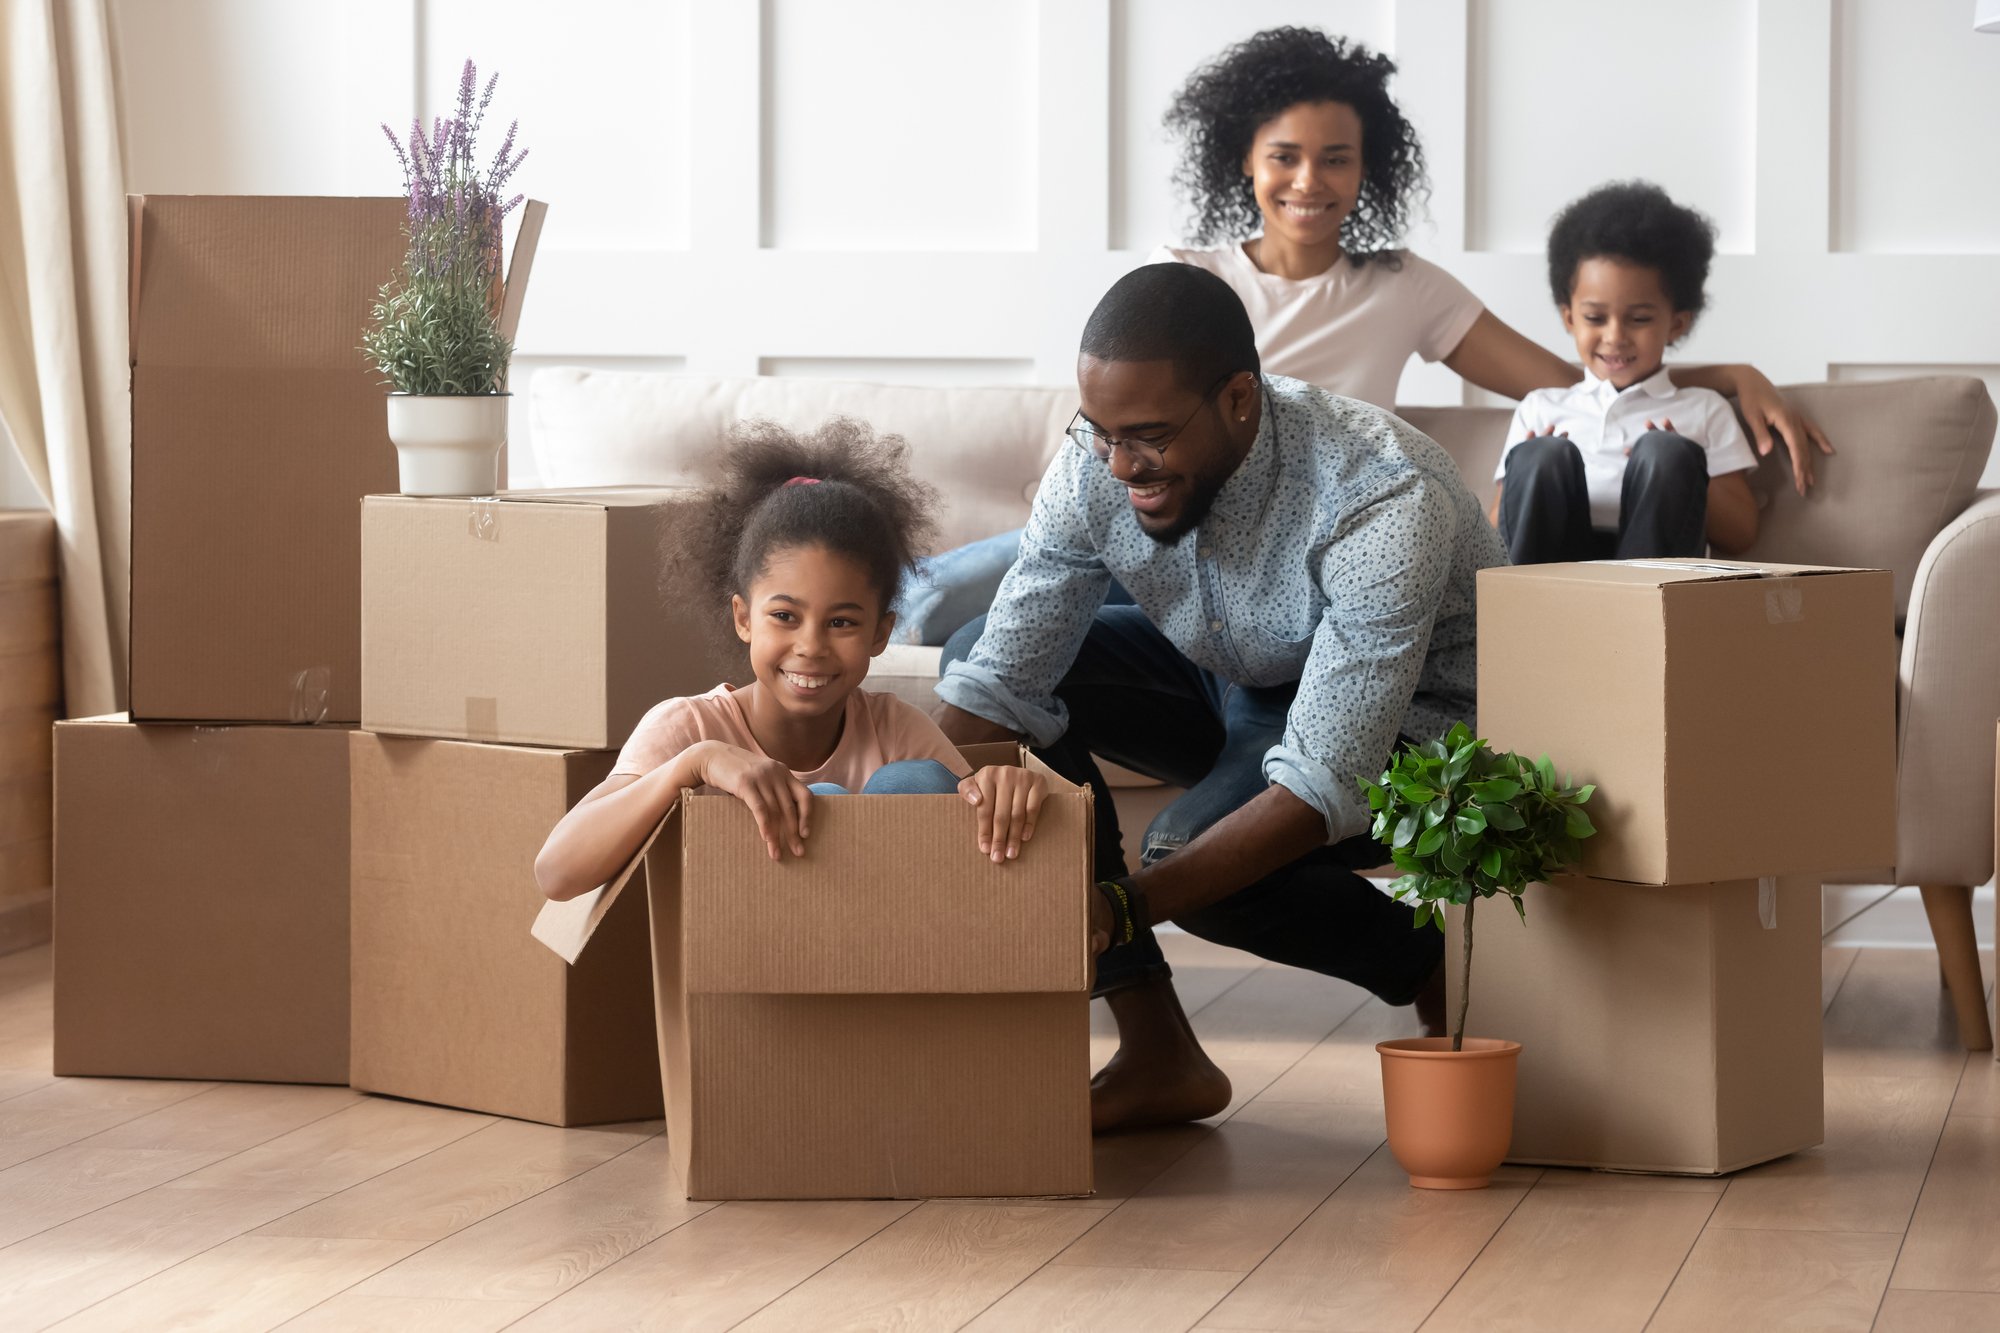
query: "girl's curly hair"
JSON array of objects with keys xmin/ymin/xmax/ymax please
[
  {"xmin": 665, "ymin": 417, "xmax": 940, "ymax": 636},
  {"xmin": 1164, "ymin": 27, "xmax": 1429, "ymax": 266}
]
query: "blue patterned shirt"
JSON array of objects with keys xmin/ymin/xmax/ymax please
[{"xmin": 936, "ymin": 373, "xmax": 1507, "ymax": 843}]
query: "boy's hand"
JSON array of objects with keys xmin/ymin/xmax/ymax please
[
  {"xmin": 1633, "ymin": 418, "xmax": 1676, "ymax": 455},
  {"xmin": 694, "ymin": 743, "xmax": 811, "ymax": 861},
  {"xmin": 959, "ymin": 766, "xmax": 1046, "ymax": 864}
]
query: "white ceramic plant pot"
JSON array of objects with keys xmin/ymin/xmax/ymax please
[{"xmin": 386, "ymin": 393, "xmax": 509, "ymax": 497}]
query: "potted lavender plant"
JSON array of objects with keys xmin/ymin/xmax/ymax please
[{"xmin": 364, "ymin": 60, "xmax": 528, "ymax": 496}]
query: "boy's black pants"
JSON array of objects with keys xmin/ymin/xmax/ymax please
[{"xmin": 1497, "ymin": 431, "xmax": 1709, "ymax": 564}]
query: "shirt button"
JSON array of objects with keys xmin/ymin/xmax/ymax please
[{"xmin": 1209, "ymin": 619, "xmax": 1223, "ymax": 632}]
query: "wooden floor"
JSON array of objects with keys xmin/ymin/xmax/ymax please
[{"xmin": 0, "ymin": 936, "xmax": 1995, "ymax": 1333}]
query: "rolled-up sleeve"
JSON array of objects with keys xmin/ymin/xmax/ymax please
[
  {"xmin": 1264, "ymin": 472, "xmax": 1455, "ymax": 841},
  {"xmin": 935, "ymin": 449, "xmax": 1113, "ymax": 747}
]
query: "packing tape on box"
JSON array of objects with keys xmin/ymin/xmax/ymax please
[
  {"xmin": 467, "ymin": 502, "xmax": 500, "ymax": 542},
  {"xmin": 289, "ymin": 667, "xmax": 331, "ymax": 725},
  {"xmin": 1758, "ymin": 875, "xmax": 1778, "ymax": 929},
  {"xmin": 465, "ymin": 696, "xmax": 499, "ymax": 741},
  {"xmin": 1765, "ymin": 584, "xmax": 1804, "ymax": 624},
  {"xmin": 190, "ymin": 725, "xmax": 229, "ymax": 776}
]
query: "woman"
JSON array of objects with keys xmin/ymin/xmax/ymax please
[{"xmin": 898, "ymin": 26, "xmax": 1827, "ymax": 643}]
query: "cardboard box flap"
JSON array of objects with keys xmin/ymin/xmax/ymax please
[
  {"xmin": 1511, "ymin": 558, "xmax": 1886, "ymax": 589},
  {"xmin": 496, "ymin": 199, "xmax": 545, "ymax": 347},
  {"xmin": 677, "ymin": 750, "xmax": 1091, "ymax": 996},
  {"xmin": 369, "ymin": 486, "xmax": 693, "ymax": 511},
  {"xmin": 531, "ymin": 809, "xmax": 673, "ymax": 966}
]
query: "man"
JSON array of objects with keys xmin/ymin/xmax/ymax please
[{"xmin": 934, "ymin": 264, "xmax": 1508, "ymax": 1132}]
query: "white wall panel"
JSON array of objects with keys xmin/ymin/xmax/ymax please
[
  {"xmin": 758, "ymin": 357, "xmax": 1038, "ymax": 385},
  {"xmin": 1467, "ymin": 0, "xmax": 1755, "ymax": 255},
  {"xmin": 1833, "ymin": 0, "xmax": 2000, "ymax": 254},
  {"xmin": 1110, "ymin": 0, "xmax": 1393, "ymax": 249},
  {"xmin": 419, "ymin": 1, "xmax": 691, "ymax": 251},
  {"xmin": 1831, "ymin": 363, "xmax": 2000, "ymax": 486},
  {"xmin": 761, "ymin": 0, "xmax": 1037, "ymax": 251}
]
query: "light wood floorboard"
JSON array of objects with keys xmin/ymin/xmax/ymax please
[{"xmin": 0, "ymin": 936, "xmax": 1995, "ymax": 1330}]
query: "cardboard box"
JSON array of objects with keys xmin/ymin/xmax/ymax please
[
  {"xmin": 52, "ymin": 718, "xmax": 351, "ymax": 1083},
  {"xmin": 2, "ymin": 511, "xmax": 59, "ymax": 913},
  {"xmin": 534, "ymin": 744, "xmax": 1094, "ymax": 1199},
  {"xmin": 361, "ymin": 488, "xmax": 730, "ymax": 749},
  {"xmin": 1450, "ymin": 874, "xmax": 1823, "ymax": 1175},
  {"xmin": 127, "ymin": 195, "xmax": 405, "ymax": 722},
  {"xmin": 1477, "ymin": 560, "xmax": 1896, "ymax": 885},
  {"xmin": 349, "ymin": 731, "xmax": 662, "ymax": 1126}
]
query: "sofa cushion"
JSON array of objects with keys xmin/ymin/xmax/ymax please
[
  {"xmin": 1740, "ymin": 377, "xmax": 1994, "ymax": 620},
  {"xmin": 529, "ymin": 368, "xmax": 1073, "ymax": 551},
  {"xmin": 1395, "ymin": 405, "xmax": 1512, "ymax": 509}
]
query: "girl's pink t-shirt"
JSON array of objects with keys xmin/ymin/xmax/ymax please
[{"xmin": 610, "ymin": 683, "xmax": 972, "ymax": 790}]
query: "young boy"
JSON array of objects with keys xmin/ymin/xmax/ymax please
[{"xmin": 1489, "ymin": 181, "xmax": 1759, "ymax": 563}]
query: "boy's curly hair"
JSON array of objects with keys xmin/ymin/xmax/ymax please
[
  {"xmin": 1164, "ymin": 26, "xmax": 1428, "ymax": 266},
  {"xmin": 666, "ymin": 418, "xmax": 940, "ymax": 634},
  {"xmin": 1547, "ymin": 180, "xmax": 1716, "ymax": 323}
]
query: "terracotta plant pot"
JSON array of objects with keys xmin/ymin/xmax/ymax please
[{"xmin": 1376, "ymin": 1037, "xmax": 1522, "ymax": 1189}]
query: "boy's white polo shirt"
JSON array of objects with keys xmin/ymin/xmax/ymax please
[{"xmin": 1497, "ymin": 368, "xmax": 1758, "ymax": 528}]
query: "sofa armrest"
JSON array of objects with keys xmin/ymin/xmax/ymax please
[{"xmin": 1894, "ymin": 489, "xmax": 2000, "ymax": 886}]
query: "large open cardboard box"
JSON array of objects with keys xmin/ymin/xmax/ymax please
[
  {"xmin": 1, "ymin": 511, "xmax": 59, "ymax": 923},
  {"xmin": 1477, "ymin": 559, "xmax": 1896, "ymax": 885},
  {"xmin": 349, "ymin": 731, "xmax": 661, "ymax": 1126},
  {"xmin": 534, "ymin": 743, "xmax": 1094, "ymax": 1200},
  {"xmin": 360, "ymin": 488, "xmax": 730, "ymax": 749},
  {"xmin": 52, "ymin": 717, "xmax": 351, "ymax": 1083},
  {"xmin": 1450, "ymin": 874, "xmax": 1823, "ymax": 1175}
]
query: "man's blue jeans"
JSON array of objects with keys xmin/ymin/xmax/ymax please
[
  {"xmin": 942, "ymin": 606, "xmax": 1443, "ymax": 1004},
  {"xmin": 808, "ymin": 759, "xmax": 962, "ymax": 796},
  {"xmin": 896, "ymin": 530, "xmax": 1133, "ymax": 646}
]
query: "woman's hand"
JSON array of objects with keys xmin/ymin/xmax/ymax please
[
  {"xmin": 1680, "ymin": 365, "xmax": 1834, "ymax": 495},
  {"xmin": 693, "ymin": 743, "xmax": 811, "ymax": 861},
  {"xmin": 959, "ymin": 765, "xmax": 1047, "ymax": 864}
]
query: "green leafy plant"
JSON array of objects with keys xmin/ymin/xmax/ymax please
[
  {"xmin": 1358, "ymin": 722, "xmax": 1597, "ymax": 1052},
  {"xmin": 362, "ymin": 59, "xmax": 527, "ymax": 395}
]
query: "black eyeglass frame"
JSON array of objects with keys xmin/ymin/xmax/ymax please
[{"xmin": 1064, "ymin": 371, "xmax": 1244, "ymax": 470}]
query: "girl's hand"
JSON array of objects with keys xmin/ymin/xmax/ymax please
[
  {"xmin": 693, "ymin": 743, "xmax": 811, "ymax": 860},
  {"xmin": 959, "ymin": 766, "xmax": 1047, "ymax": 864}
]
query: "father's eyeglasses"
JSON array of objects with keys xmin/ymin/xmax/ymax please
[{"xmin": 1065, "ymin": 374, "xmax": 1236, "ymax": 471}]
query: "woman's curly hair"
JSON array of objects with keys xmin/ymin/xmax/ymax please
[
  {"xmin": 664, "ymin": 417, "xmax": 940, "ymax": 637},
  {"xmin": 1164, "ymin": 26, "xmax": 1429, "ymax": 266}
]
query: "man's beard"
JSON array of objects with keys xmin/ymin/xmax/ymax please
[{"xmin": 1139, "ymin": 472, "xmax": 1224, "ymax": 545}]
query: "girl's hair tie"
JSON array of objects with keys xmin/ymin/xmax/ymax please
[{"xmin": 783, "ymin": 475, "xmax": 821, "ymax": 487}]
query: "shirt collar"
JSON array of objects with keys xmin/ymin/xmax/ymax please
[
  {"xmin": 1580, "ymin": 366, "xmax": 1676, "ymax": 403},
  {"xmin": 1205, "ymin": 381, "xmax": 1279, "ymax": 528}
]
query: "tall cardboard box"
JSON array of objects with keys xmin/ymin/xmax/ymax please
[
  {"xmin": 1, "ymin": 511, "xmax": 59, "ymax": 943},
  {"xmin": 1450, "ymin": 875, "xmax": 1823, "ymax": 1174},
  {"xmin": 349, "ymin": 732, "xmax": 662, "ymax": 1126},
  {"xmin": 361, "ymin": 488, "xmax": 731, "ymax": 749},
  {"xmin": 1477, "ymin": 560, "xmax": 1897, "ymax": 885},
  {"xmin": 128, "ymin": 195, "xmax": 405, "ymax": 724},
  {"xmin": 536, "ymin": 745, "xmax": 1095, "ymax": 1199},
  {"xmin": 53, "ymin": 718, "xmax": 351, "ymax": 1083}
]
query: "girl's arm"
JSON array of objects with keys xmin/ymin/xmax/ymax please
[
  {"xmin": 1442, "ymin": 310, "xmax": 1581, "ymax": 401},
  {"xmin": 1671, "ymin": 364, "xmax": 1834, "ymax": 495},
  {"xmin": 535, "ymin": 742, "xmax": 716, "ymax": 902},
  {"xmin": 1705, "ymin": 471, "xmax": 1759, "ymax": 554}
]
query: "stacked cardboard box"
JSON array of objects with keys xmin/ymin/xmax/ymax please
[
  {"xmin": 52, "ymin": 197, "xmax": 407, "ymax": 1081},
  {"xmin": 1, "ymin": 511, "xmax": 59, "ymax": 950},
  {"xmin": 1464, "ymin": 559, "xmax": 1897, "ymax": 1175},
  {"xmin": 348, "ymin": 488, "xmax": 721, "ymax": 1126}
]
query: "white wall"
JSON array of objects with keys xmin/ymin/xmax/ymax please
[{"xmin": 103, "ymin": 0, "xmax": 2000, "ymax": 488}]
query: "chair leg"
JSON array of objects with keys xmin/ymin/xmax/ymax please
[{"xmin": 1919, "ymin": 884, "xmax": 1994, "ymax": 1051}]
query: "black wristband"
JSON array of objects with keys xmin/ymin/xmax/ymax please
[{"xmin": 1095, "ymin": 877, "xmax": 1147, "ymax": 947}]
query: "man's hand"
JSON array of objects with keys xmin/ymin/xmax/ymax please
[
  {"xmin": 960, "ymin": 765, "xmax": 1046, "ymax": 863},
  {"xmin": 692, "ymin": 743, "xmax": 811, "ymax": 861},
  {"xmin": 932, "ymin": 702, "xmax": 1022, "ymax": 747},
  {"xmin": 1088, "ymin": 880, "xmax": 1112, "ymax": 957}
]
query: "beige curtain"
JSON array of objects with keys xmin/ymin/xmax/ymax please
[{"xmin": 0, "ymin": 0, "xmax": 126, "ymax": 717}]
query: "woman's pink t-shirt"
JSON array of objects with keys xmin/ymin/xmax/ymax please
[{"xmin": 610, "ymin": 683, "xmax": 972, "ymax": 790}]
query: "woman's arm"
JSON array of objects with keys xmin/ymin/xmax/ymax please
[
  {"xmin": 1672, "ymin": 364, "xmax": 1834, "ymax": 495},
  {"xmin": 534, "ymin": 742, "xmax": 717, "ymax": 901},
  {"xmin": 1705, "ymin": 471, "xmax": 1759, "ymax": 554},
  {"xmin": 1441, "ymin": 310, "xmax": 1581, "ymax": 401}
]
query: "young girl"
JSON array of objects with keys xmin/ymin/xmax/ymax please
[{"xmin": 535, "ymin": 418, "xmax": 1047, "ymax": 903}]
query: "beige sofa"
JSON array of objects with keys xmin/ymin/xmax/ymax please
[{"xmin": 529, "ymin": 368, "xmax": 2000, "ymax": 1048}]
